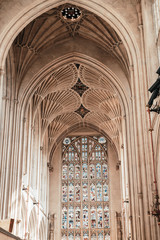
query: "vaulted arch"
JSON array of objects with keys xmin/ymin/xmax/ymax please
[{"xmin": 0, "ymin": 1, "xmax": 158, "ymax": 240}]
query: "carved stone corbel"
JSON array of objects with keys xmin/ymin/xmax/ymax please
[{"xmin": 47, "ymin": 162, "xmax": 54, "ymax": 172}]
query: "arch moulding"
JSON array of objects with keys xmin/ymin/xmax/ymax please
[{"xmin": 0, "ymin": 0, "xmax": 140, "ymax": 70}]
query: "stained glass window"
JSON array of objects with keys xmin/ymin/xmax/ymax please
[
  {"xmin": 61, "ymin": 136, "xmax": 110, "ymax": 239},
  {"xmin": 75, "ymin": 164, "xmax": 80, "ymax": 179},
  {"xmin": 75, "ymin": 233, "xmax": 80, "ymax": 240},
  {"xmin": 98, "ymin": 232, "xmax": 104, "ymax": 240},
  {"xmin": 69, "ymin": 163, "xmax": 74, "ymax": 179},
  {"xmin": 68, "ymin": 232, "xmax": 74, "ymax": 240},
  {"xmin": 62, "ymin": 183, "xmax": 67, "ymax": 202},
  {"xmin": 75, "ymin": 206, "xmax": 81, "ymax": 228},
  {"xmin": 62, "ymin": 164, "xmax": 68, "ymax": 180},
  {"xmin": 96, "ymin": 163, "xmax": 101, "ymax": 179},
  {"xmin": 97, "ymin": 182, "xmax": 103, "ymax": 201},
  {"xmin": 90, "ymin": 164, "xmax": 95, "ymax": 179},
  {"xmin": 62, "ymin": 233, "xmax": 67, "ymax": 240},
  {"xmin": 75, "ymin": 184, "xmax": 80, "ymax": 202},
  {"xmin": 83, "ymin": 205, "xmax": 89, "ymax": 228},
  {"xmin": 69, "ymin": 183, "xmax": 74, "ymax": 202},
  {"xmin": 62, "ymin": 206, "xmax": 67, "ymax": 229},
  {"xmin": 90, "ymin": 183, "xmax": 96, "ymax": 201},
  {"xmin": 90, "ymin": 207, "xmax": 96, "ymax": 228},
  {"xmin": 82, "ymin": 183, "xmax": 88, "ymax": 201},
  {"xmin": 105, "ymin": 233, "xmax": 111, "ymax": 240},
  {"xmin": 97, "ymin": 205, "xmax": 103, "ymax": 228},
  {"xmin": 83, "ymin": 231, "xmax": 89, "ymax": 240},
  {"xmin": 91, "ymin": 233, "xmax": 96, "ymax": 240},
  {"xmin": 68, "ymin": 205, "xmax": 74, "ymax": 228}
]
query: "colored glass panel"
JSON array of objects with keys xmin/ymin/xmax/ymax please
[
  {"xmin": 63, "ymin": 137, "xmax": 71, "ymax": 145},
  {"xmin": 75, "ymin": 183, "xmax": 80, "ymax": 202},
  {"xmin": 105, "ymin": 233, "xmax": 110, "ymax": 240},
  {"xmin": 75, "ymin": 207, "xmax": 81, "ymax": 228},
  {"xmin": 75, "ymin": 164, "xmax": 80, "ymax": 179},
  {"xmin": 97, "ymin": 182, "xmax": 102, "ymax": 201},
  {"xmin": 90, "ymin": 207, "xmax": 96, "ymax": 228},
  {"xmin": 82, "ymin": 163, "xmax": 88, "ymax": 179},
  {"xmin": 62, "ymin": 234, "xmax": 67, "ymax": 240},
  {"xmin": 98, "ymin": 136, "xmax": 106, "ymax": 144},
  {"xmin": 89, "ymin": 139, "xmax": 94, "ymax": 152},
  {"xmin": 102, "ymin": 164, "xmax": 108, "ymax": 179},
  {"xmin": 62, "ymin": 207, "xmax": 67, "ymax": 229},
  {"xmin": 83, "ymin": 206, "xmax": 88, "ymax": 228},
  {"xmin": 96, "ymin": 163, "xmax": 101, "ymax": 179},
  {"xmin": 61, "ymin": 136, "xmax": 109, "ymax": 238},
  {"xmin": 82, "ymin": 182, "xmax": 88, "ymax": 201},
  {"xmin": 75, "ymin": 152, "xmax": 78, "ymax": 161},
  {"xmin": 90, "ymin": 164, "xmax": 95, "ymax": 179},
  {"xmin": 97, "ymin": 205, "xmax": 103, "ymax": 228},
  {"xmin": 90, "ymin": 183, "xmax": 96, "ymax": 201},
  {"xmin": 62, "ymin": 165, "xmax": 68, "ymax": 180},
  {"xmin": 69, "ymin": 163, "xmax": 74, "ymax": 179},
  {"xmin": 83, "ymin": 232, "xmax": 89, "ymax": 240},
  {"xmin": 69, "ymin": 183, "xmax": 74, "ymax": 202},
  {"xmin": 62, "ymin": 183, "xmax": 67, "ymax": 202},
  {"xmin": 103, "ymin": 183, "xmax": 109, "ymax": 202},
  {"xmin": 91, "ymin": 234, "xmax": 96, "ymax": 240},
  {"xmin": 68, "ymin": 233, "xmax": 74, "ymax": 240},
  {"xmin": 104, "ymin": 206, "xmax": 110, "ymax": 228},
  {"xmin": 98, "ymin": 232, "xmax": 103, "ymax": 240},
  {"xmin": 75, "ymin": 234, "xmax": 80, "ymax": 240},
  {"xmin": 68, "ymin": 206, "xmax": 74, "ymax": 228}
]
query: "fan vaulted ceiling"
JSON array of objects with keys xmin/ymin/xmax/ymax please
[
  {"xmin": 13, "ymin": 4, "xmax": 127, "ymax": 161},
  {"xmin": 13, "ymin": 4, "xmax": 129, "ymax": 82},
  {"xmin": 32, "ymin": 63, "xmax": 122, "ymax": 161}
]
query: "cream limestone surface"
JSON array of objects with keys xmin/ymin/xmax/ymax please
[{"xmin": 0, "ymin": 0, "xmax": 160, "ymax": 240}]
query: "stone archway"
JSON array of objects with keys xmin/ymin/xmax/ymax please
[{"xmin": 0, "ymin": 1, "xmax": 156, "ymax": 240}]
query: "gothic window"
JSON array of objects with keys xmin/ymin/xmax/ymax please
[
  {"xmin": 68, "ymin": 232, "xmax": 74, "ymax": 240},
  {"xmin": 75, "ymin": 184, "xmax": 80, "ymax": 202},
  {"xmin": 62, "ymin": 165, "xmax": 68, "ymax": 180},
  {"xmin": 90, "ymin": 206, "xmax": 96, "ymax": 228},
  {"xmin": 97, "ymin": 182, "xmax": 103, "ymax": 201},
  {"xmin": 91, "ymin": 233, "xmax": 96, "ymax": 240},
  {"xmin": 75, "ymin": 164, "xmax": 80, "ymax": 179},
  {"xmin": 61, "ymin": 136, "xmax": 110, "ymax": 239},
  {"xmin": 69, "ymin": 183, "xmax": 74, "ymax": 202},
  {"xmin": 62, "ymin": 234, "xmax": 67, "ymax": 240},
  {"xmin": 75, "ymin": 233, "xmax": 80, "ymax": 240},
  {"xmin": 90, "ymin": 183, "xmax": 96, "ymax": 201},
  {"xmin": 62, "ymin": 183, "xmax": 67, "ymax": 203},
  {"xmin": 97, "ymin": 205, "xmax": 103, "ymax": 228},
  {"xmin": 68, "ymin": 205, "xmax": 74, "ymax": 228},
  {"xmin": 75, "ymin": 206, "xmax": 81, "ymax": 228},
  {"xmin": 62, "ymin": 206, "xmax": 67, "ymax": 229},
  {"xmin": 90, "ymin": 164, "xmax": 95, "ymax": 179}
]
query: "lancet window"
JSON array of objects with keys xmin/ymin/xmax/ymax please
[{"xmin": 61, "ymin": 136, "xmax": 110, "ymax": 239}]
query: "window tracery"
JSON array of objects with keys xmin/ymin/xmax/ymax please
[{"xmin": 61, "ymin": 136, "xmax": 110, "ymax": 239}]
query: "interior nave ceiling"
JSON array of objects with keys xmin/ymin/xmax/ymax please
[
  {"xmin": 9, "ymin": 3, "xmax": 131, "ymax": 163},
  {"xmin": 33, "ymin": 63, "xmax": 122, "ymax": 161},
  {"xmin": 13, "ymin": 4, "xmax": 130, "ymax": 83}
]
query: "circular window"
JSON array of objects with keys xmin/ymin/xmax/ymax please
[
  {"xmin": 63, "ymin": 137, "xmax": 71, "ymax": 145},
  {"xmin": 98, "ymin": 136, "xmax": 106, "ymax": 144},
  {"xmin": 61, "ymin": 6, "xmax": 82, "ymax": 21}
]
